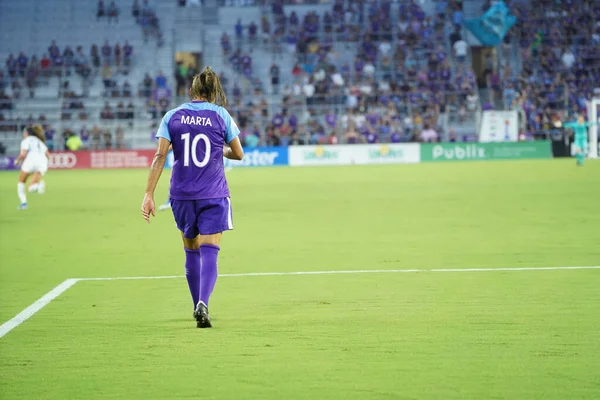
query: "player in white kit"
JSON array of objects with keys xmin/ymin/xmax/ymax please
[{"xmin": 14, "ymin": 125, "xmax": 50, "ymax": 210}]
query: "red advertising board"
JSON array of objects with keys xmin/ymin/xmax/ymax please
[{"xmin": 49, "ymin": 150, "xmax": 156, "ymax": 170}]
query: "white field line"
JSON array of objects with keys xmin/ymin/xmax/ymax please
[
  {"xmin": 0, "ymin": 278, "xmax": 79, "ymax": 339},
  {"xmin": 1, "ymin": 265, "xmax": 599, "ymax": 339},
  {"xmin": 78, "ymin": 265, "xmax": 600, "ymax": 281}
]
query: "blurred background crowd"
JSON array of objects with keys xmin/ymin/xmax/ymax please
[{"xmin": 0, "ymin": 0, "xmax": 598, "ymax": 153}]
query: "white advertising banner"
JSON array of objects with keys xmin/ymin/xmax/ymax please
[
  {"xmin": 479, "ymin": 110, "xmax": 519, "ymax": 142},
  {"xmin": 289, "ymin": 144, "xmax": 420, "ymax": 166}
]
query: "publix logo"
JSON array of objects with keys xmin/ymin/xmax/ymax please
[
  {"xmin": 432, "ymin": 144, "xmax": 486, "ymax": 160},
  {"xmin": 304, "ymin": 146, "xmax": 339, "ymax": 160},
  {"xmin": 369, "ymin": 145, "xmax": 403, "ymax": 159}
]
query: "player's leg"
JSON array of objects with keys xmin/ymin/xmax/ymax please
[
  {"xmin": 171, "ymin": 199, "xmax": 202, "ymax": 312},
  {"xmin": 17, "ymin": 170, "xmax": 30, "ymax": 209},
  {"xmin": 192, "ymin": 198, "xmax": 234, "ymax": 328},
  {"xmin": 182, "ymin": 232, "xmax": 222, "ymax": 328},
  {"xmin": 28, "ymin": 172, "xmax": 42, "ymax": 192},
  {"xmin": 575, "ymin": 142, "xmax": 586, "ymax": 166}
]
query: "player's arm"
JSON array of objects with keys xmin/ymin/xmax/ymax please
[
  {"xmin": 141, "ymin": 137, "xmax": 171, "ymax": 223},
  {"xmin": 219, "ymin": 107, "xmax": 243, "ymax": 161},
  {"xmin": 223, "ymin": 136, "xmax": 244, "ymax": 160},
  {"xmin": 45, "ymin": 150, "xmax": 50, "ymax": 159},
  {"xmin": 14, "ymin": 149, "xmax": 28, "ymax": 165}
]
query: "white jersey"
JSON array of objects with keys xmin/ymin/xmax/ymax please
[
  {"xmin": 21, "ymin": 136, "xmax": 48, "ymax": 157},
  {"xmin": 21, "ymin": 136, "xmax": 49, "ymax": 175}
]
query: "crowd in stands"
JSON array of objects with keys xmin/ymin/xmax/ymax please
[
  {"xmin": 2, "ymin": 40, "xmax": 134, "ymax": 100},
  {"xmin": 3, "ymin": 0, "xmax": 600, "ymax": 151},
  {"xmin": 97, "ymin": 0, "xmax": 163, "ymax": 46},
  {"xmin": 218, "ymin": 0, "xmax": 478, "ymax": 145},
  {"xmin": 140, "ymin": 71, "xmax": 173, "ymax": 119},
  {"xmin": 63, "ymin": 125, "xmax": 126, "ymax": 150},
  {"xmin": 500, "ymin": 0, "xmax": 600, "ymax": 136}
]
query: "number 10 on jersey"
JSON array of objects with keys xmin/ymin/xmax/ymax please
[{"xmin": 181, "ymin": 132, "xmax": 211, "ymax": 167}]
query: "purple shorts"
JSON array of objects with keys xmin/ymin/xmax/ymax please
[{"xmin": 171, "ymin": 197, "xmax": 233, "ymax": 238}]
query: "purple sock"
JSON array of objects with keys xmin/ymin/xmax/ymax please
[
  {"xmin": 199, "ymin": 244, "xmax": 220, "ymax": 306},
  {"xmin": 184, "ymin": 247, "xmax": 201, "ymax": 309}
]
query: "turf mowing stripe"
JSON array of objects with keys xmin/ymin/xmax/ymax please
[
  {"xmin": 0, "ymin": 279, "xmax": 79, "ymax": 339},
  {"xmin": 78, "ymin": 265, "xmax": 600, "ymax": 281}
]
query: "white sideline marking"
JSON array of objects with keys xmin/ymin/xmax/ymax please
[
  {"xmin": 0, "ymin": 278, "xmax": 79, "ymax": 339},
  {"xmin": 1, "ymin": 266, "xmax": 599, "ymax": 339},
  {"xmin": 78, "ymin": 265, "xmax": 600, "ymax": 281}
]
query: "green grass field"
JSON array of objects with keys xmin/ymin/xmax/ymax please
[{"xmin": 1, "ymin": 159, "xmax": 600, "ymax": 399}]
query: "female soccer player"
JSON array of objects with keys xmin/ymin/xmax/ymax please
[
  {"xmin": 141, "ymin": 67, "xmax": 244, "ymax": 328},
  {"xmin": 564, "ymin": 114, "xmax": 596, "ymax": 166},
  {"xmin": 14, "ymin": 124, "xmax": 49, "ymax": 210}
]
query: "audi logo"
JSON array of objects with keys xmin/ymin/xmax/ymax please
[{"xmin": 49, "ymin": 153, "xmax": 77, "ymax": 168}]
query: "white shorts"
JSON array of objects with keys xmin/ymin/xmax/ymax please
[{"xmin": 21, "ymin": 156, "xmax": 48, "ymax": 176}]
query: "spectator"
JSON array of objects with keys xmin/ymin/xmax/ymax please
[
  {"xmin": 11, "ymin": 79, "xmax": 21, "ymax": 99},
  {"xmin": 40, "ymin": 54, "xmax": 51, "ymax": 77},
  {"xmin": 102, "ymin": 63, "xmax": 113, "ymax": 88},
  {"xmin": 270, "ymin": 63, "xmax": 280, "ymax": 94},
  {"xmin": 116, "ymin": 126, "xmax": 125, "ymax": 149},
  {"xmin": 97, "ymin": 0, "xmax": 105, "ymax": 20},
  {"xmin": 244, "ymin": 132, "xmax": 259, "ymax": 148},
  {"xmin": 123, "ymin": 41, "xmax": 133, "ymax": 73},
  {"xmin": 114, "ymin": 44, "xmax": 122, "ymax": 69},
  {"xmin": 107, "ymin": 1, "xmax": 120, "ymax": 23},
  {"xmin": 155, "ymin": 71, "xmax": 167, "ymax": 88},
  {"xmin": 90, "ymin": 44, "xmax": 101, "ymax": 68},
  {"xmin": 421, "ymin": 123, "xmax": 439, "ymax": 142},
  {"xmin": 6, "ymin": 54, "xmax": 17, "ymax": 78},
  {"xmin": 53, "ymin": 53, "xmax": 65, "ymax": 76},
  {"xmin": 453, "ymin": 38, "xmax": 468, "ymax": 63},
  {"xmin": 249, "ymin": 21, "xmax": 258, "ymax": 41},
  {"xmin": 25, "ymin": 62, "xmax": 38, "ymax": 98},
  {"xmin": 61, "ymin": 101, "xmax": 72, "ymax": 120},
  {"xmin": 235, "ymin": 19, "xmax": 243, "ymax": 41},
  {"xmin": 561, "ymin": 48, "xmax": 576, "ymax": 70},
  {"xmin": 141, "ymin": 73, "xmax": 153, "ymax": 97},
  {"xmin": 132, "ymin": 0, "xmax": 140, "ymax": 19},
  {"xmin": 104, "ymin": 129, "xmax": 113, "ymax": 149},
  {"xmin": 100, "ymin": 102, "xmax": 114, "ymax": 119},
  {"xmin": 126, "ymin": 102, "xmax": 135, "ymax": 119},
  {"xmin": 363, "ymin": 61, "xmax": 376, "ymax": 77},
  {"xmin": 48, "ymin": 41, "xmax": 60, "ymax": 61},
  {"xmin": 158, "ymin": 96, "xmax": 169, "ymax": 116},
  {"xmin": 63, "ymin": 46, "xmax": 74, "ymax": 75},
  {"xmin": 17, "ymin": 52, "xmax": 28, "ymax": 77},
  {"xmin": 101, "ymin": 40, "xmax": 112, "ymax": 65},
  {"xmin": 116, "ymin": 102, "xmax": 126, "ymax": 119},
  {"xmin": 91, "ymin": 126, "xmax": 102, "ymax": 150},
  {"xmin": 78, "ymin": 126, "xmax": 89, "ymax": 145},
  {"xmin": 122, "ymin": 81, "xmax": 132, "ymax": 97}
]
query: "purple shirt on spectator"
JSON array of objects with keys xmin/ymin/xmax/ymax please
[
  {"xmin": 123, "ymin": 43, "xmax": 133, "ymax": 58},
  {"xmin": 17, "ymin": 54, "xmax": 28, "ymax": 69},
  {"xmin": 288, "ymin": 114, "xmax": 298, "ymax": 128},
  {"xmin": 365, "ymin": 131, "xmax": 378, "ymax": 143},
  {"xmin": 325, "ymin": 112, "xmax": 336, "ymax": 128},
  {"xmin": 272, "ymin": 113, "xmax": 284, "ymax": 128}
]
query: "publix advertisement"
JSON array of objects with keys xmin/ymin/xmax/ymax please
[
  {"xmin": 421, "ymin": 141, "xmax": 552, "ymax": 162},
  {"xmin": 288, "ymin": 144, "xmax": 420, "ymax": 166}
]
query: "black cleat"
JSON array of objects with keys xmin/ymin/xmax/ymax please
[{"xmin": 194, "ymin": 302, "xmax": 212, "ymax": 328}]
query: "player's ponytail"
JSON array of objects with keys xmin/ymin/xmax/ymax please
[
  {"xmin": 26, "ymin": 124, "xmax": 46, "ymax": 144},
  {"xmin": 190, "ymin": 66, "xmax": 227, "ymax": 107}
]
